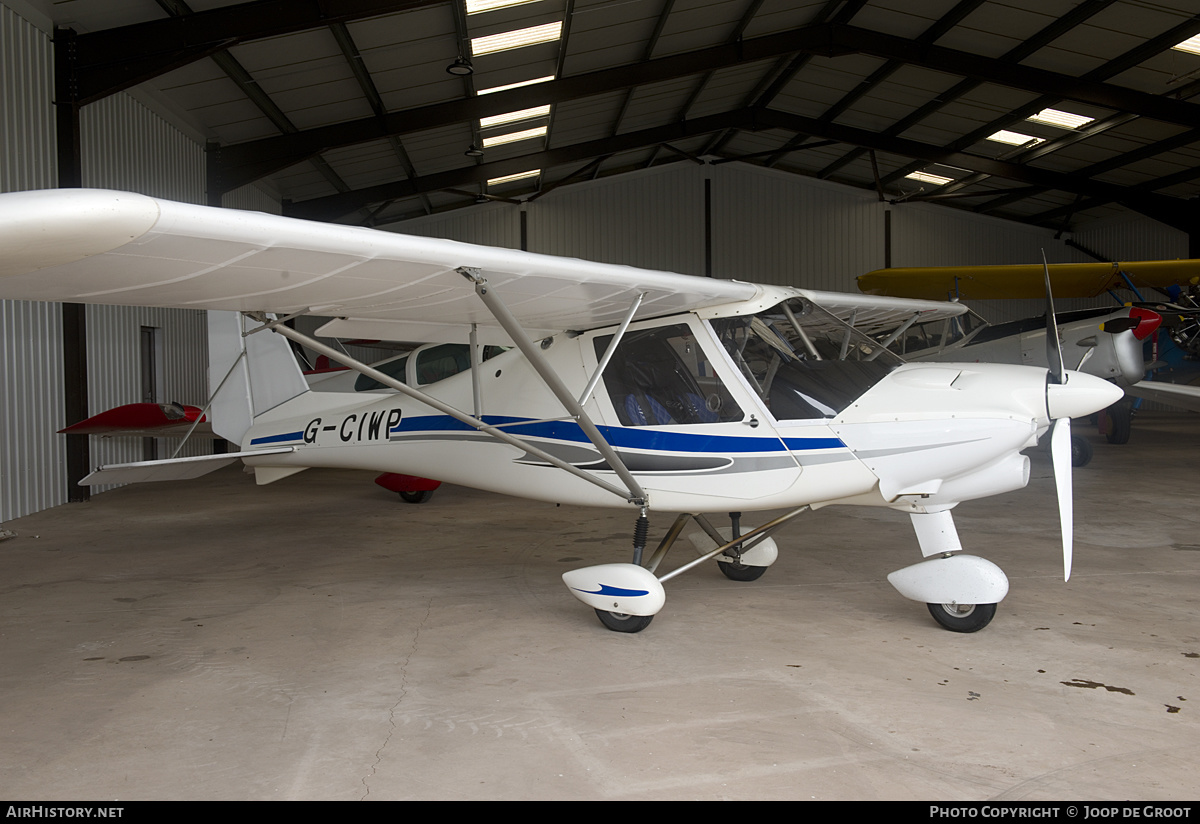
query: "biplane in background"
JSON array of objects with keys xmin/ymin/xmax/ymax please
[
  {"xmin": 859, "ymin": 259, "xmax": 1200, "ymax": 453},
  {"xmin": 0, "ymin": 189, "xmax": 1121, "ymax": 633}
]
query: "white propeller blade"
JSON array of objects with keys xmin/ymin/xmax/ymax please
[
  {"xmin": 1043, "ymin": 250, "xmax": 1065, "ymax": 384},
  {"xmin": 1050, "ymin": 416, "xmax": 1073, "ymax": 581}
]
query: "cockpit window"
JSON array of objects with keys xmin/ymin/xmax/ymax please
[
  {"xmin": 711, "ymin": 299, "xmax": 895, "ymax": 420},
  {"xmin": 354, "ymin": 343, "xmax": 506, "ymax": 391},
  {"xmin": 594, "ymin": 324, "xmax": 743, "ymax": 426},
  {"xmin": 354, "ymin": 354, "xmax": 409, "ymax": 392}
]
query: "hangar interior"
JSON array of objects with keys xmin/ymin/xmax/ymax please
[{"xmin": 1, "ymin": 0, "xmax": 1199, "ymax": 801}]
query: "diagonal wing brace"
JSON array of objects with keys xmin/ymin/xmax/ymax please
[
  {"xmin": 460, "ymin": 268, "xmax": 648, "ymax": 506},
  {"xmin": 257, "ymin": 314, "xmax": 644, "ymax": 506}
]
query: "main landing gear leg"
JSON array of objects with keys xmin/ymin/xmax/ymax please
[
  {"xmin": 563, "ymin": 506, "xmax": 809, "ymax": 634},
  {"xmin": 591, "ymin": 508, "xmax": 655, "ymax": 634},
  {"xmin": 716, "ymin": 511, "xmax": 769, "ymax": 581}
]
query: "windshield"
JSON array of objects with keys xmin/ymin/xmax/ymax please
[{"xmin": 711, "ymin": 299, "xmax": 897, "ymax": 421}]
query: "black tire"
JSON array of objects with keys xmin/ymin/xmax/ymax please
[
  {"xmin": 399, "ymin": 490, "xmax": 434, "ymax": 504},
  {"xmin": 1070, "ymin": 434, "xmax": 1093, "ymax": 468},
  {"xmin": 594, "ymin": 609, "xmax": 654, "ymax": 633},
  {"xmin": 717, "ymin": 559, "xmax": 768, "ymax": 581},
  {"xmin": 1105, "ymin": 399, "xmax": 1132, "ymax": 445},
  {"xmin": 926, "ymin": 602, "xmax": 997, "ymax": 633}
]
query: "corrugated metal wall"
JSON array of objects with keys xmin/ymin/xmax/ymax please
[
  {"xmin": 222, "ymin": 181, "xmax": 284, "ymax": 215},
  {"xmin": 0, "ymin": 3, "xmax": 53, "ymax": 192},
  {"xmin": 393, "ymin": 200, "xmax": 521, "ymax": 248},
  {"xmin": 709, "ymin": 162, "xmax": 883, "ymax": 290},
  {"xmin": 529, "ymin": 165, "xmax": 706, "ymax": 274},
  {"xmin": 80, "ymin": 92, "xmax": 206, "ymax": 200},
  {"xmin": 889, "ymin": 201, "xmax": 1075, "ymax": 268},
  {"xmin": 0, "ymin": 2, "xmax": 61, "ymax": 522},
  {"xmin": 80, "ymin": 92, "xmax": 211, "ymax": 489},
  {"xmin": 1, "ymin": 300, "xmax": 65, "ymax": 522},
  {"xmin": 889, "ymin": 199, "xmax": 1093, "ymax": 324},
  {"xmin": 1072, "ymin": 214, "xmax": 1190, "ymax": 262},
  {"xmin": 1, "ymin": 0, "xmax": 213, "ymax": 519}
]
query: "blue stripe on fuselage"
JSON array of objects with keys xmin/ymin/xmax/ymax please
[
  {"xmin": 391, "ymin": 415, "xmax": 845, "ymax": 453},
  {"xmin": 250, "ymin": 431, "xmax": 304, "ymax": 445}
]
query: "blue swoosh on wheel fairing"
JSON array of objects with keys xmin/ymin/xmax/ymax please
[{"xmin": 572, "ymin": 583, "xmax": 650, "ymax": 597}]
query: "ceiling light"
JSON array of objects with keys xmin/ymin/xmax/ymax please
[
  {"xmin": 471, "ymin": 21, "xmax": 562, "ymax": 56},
  {"xmin": 1172, "ymin": 34, "xmax": 1200, "ymax": 56},
  {"xmin": 477, "ymin": 75, "xmax": 556, "ymax": 95},
  {"xmin": 482, "ymin": 127, "xmax": 547, "ymax": 148},
  {"xmin": 906, "ymin": 171, "xmax": 953, "ymax": 186},
  {"xmin": 464, "ymin": 144, "xmax": 485, "ymax": 157},
  {"xmin": 987, "ymin": 130, "xmax": 1044, "ymax": 147},
  {"xmin": 466, "ymin": 0, "xmax": 541, "ymax": 13},
  {"xmin": 488, "ymin": 169, "xmax": 540, "ymax": 186},
  {"xmin": 446, "ymin": 56, "xmax": 474, "ymax": 76},
  {"xmin": 480, "ymin": 104, "xmax": 551, "ymax": 129},
  {"xmin": 1027, "ymin": 108, "xmax": 1094, "ymax": 129}
]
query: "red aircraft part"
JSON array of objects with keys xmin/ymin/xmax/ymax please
[
  {"xmin": 374, "ymin": 473, "xmax": 442, "ymax": 493},
  {"xmin": 1129, "ymin": 306, "xmax": 1162, "ymax": 340},
  {"xmin": 59, "ymin": 402, "xmax": 208, "ymax": 436}
]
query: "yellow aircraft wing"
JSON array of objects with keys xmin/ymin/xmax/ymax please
[{"xmin": 858, "ymin": 259, "xmax": 1200, "ymax": 300}]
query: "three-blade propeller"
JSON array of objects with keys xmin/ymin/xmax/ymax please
[{"xmin": 1043, "ymin": 251, "xmax": 1073, "ymax": 582}]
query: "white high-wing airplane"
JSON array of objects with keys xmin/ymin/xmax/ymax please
[{"xmin": 0, "ymin": 189, "xmax": 1122, "ymax": 633}]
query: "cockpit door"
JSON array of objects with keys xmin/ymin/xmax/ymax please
[{"xmin": 582, "ymin": 316, "xmax": 801, "ymax": 501}]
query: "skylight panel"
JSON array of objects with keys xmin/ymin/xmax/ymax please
[
  {"xmin": 1027, "ymin": 108, "xmax": 1094, "ymax": 129},
  {"xmin": 482, "ymin": 126, "xmax": 547, "ymax": 148},
  {"xmin": 477, "ymin": 76, "xmax": 556, "ymax": 95},
  {"xmin": 480, "ymin": 104, "xmax": 551, "ymax": 128},
  {"xmin": 488, "ymin": 169, "xmax": 541, "ymax": 186},
  {"xmin": 906, "ymin": 171, "xmax": 953, "ymax": 186},
  {"xmin": 467, "ymin": 0, "xmax": 542, "ymax": 14},
  {"xmin": 1172, "ymin": 34, "xmax": 1200, "ymax": 56},
  {"xmin": 987, "ymin": 130, "xmax": 1045, "ymax": 147},
  {"xmin": 471, "ymin": 21, "xmax": 562, "ymax": 56}
]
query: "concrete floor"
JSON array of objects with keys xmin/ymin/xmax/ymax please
[{"xmin": 1, "ymin": 412, "xmax": 1198, "ymax": 800}]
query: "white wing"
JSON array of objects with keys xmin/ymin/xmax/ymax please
[
  {"xmin": 0, "ymin": 189, "xmax": 963, "ymax": 341},
  {"xmin": 0, "ymin": 189, "xmax": 755, "ymax": 341}
]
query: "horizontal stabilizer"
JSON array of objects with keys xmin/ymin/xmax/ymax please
[
  {"xmin": 59, "ymin": 402, "xmax": 212, "ymax": 438},
  {"xmin": 80, "ymin": 447, "xmax": 295, "ymax": 486}
]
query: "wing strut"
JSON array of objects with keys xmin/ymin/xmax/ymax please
[
  {"xmin": 838, "ymin": 310, "xmax": 858, "ymax": 360},
  {"xmin": 256, "ymin": 315, "xmax": 642, "ymax": 505},
  {"xmin": 460, "ymin": 268, "xmax": 648, "ymax": 507},
  {"xmin": 866, "ymin": 312, "xmax": 921, "ymax": 360},
  {"xmin": 579, "ymin": 291, "xmax": 643, "ymax": 406}
]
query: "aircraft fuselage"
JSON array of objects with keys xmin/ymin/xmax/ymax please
[{"xmin": 241, "ymin": 302, "xmax": 1111, "ymax": 515}]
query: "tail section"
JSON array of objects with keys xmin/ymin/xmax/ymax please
[{"xmin": 207, "ymin": 311, "xmax": 309, "ymax": 445}]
